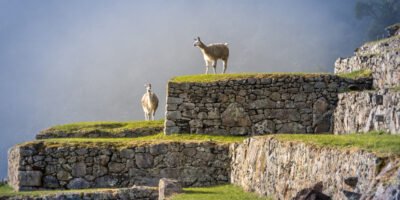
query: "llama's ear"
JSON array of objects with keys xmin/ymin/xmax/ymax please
[{"xmin": 197, "ymin": 36, "xmax": 200, "ymax": 40}]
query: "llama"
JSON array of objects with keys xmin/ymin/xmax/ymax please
[
  {"xmin": 141, "ymin": 83, "xmax": 159, "ymax": 121},
  {"xmin": 193, "ymin": 37, "xmax": 229, "ymax": 74}
]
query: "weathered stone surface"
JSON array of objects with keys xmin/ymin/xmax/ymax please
[
  {"xmin": 221, "ymin": 103, "xmax": 252, "ymax": 127},
  {"xmin": 8, "ymin": 141, "xmax": 230, "ymax": 190},
  {"xmin": 67, "ymin": 178, "xmax": 90, "ymax": 189},
  {"xmin": 18, "ymin": 171, "xmax": 42, "ymax": 187},
  {"xmin": 71, "ymin": 162, "xmax": 86, "ymax": 177},
  {"xmin": 158, "ymin": 178, "xmax": 183, "ymax": 200},
  {"xmin": 43, "ymin": 175, "xmax": 59, "ymax": 188},
  {"xmin": 165, "ymin": 75, "xmax": 371, "ymax": 135},
  {"xmin": 135, "ymin": 153, "xmax": 154, "ymax": 169},
  {"xmin": 335, "ymin": 34, "xmax": 400, "ymax": 89},
  {"xmin": 230, "ymin": 136, "xmax": 400, "ymax": 199},
  {"xmin": 334, "ymin": 90, "xmax": 400, "ymax": 134}
]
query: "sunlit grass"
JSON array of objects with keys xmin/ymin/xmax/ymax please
[
  {"xmin": 337, "ymin": 69, "xmax": 372, "ymax": 79},
  {"xmin": 23, "ymin": 132, "xmax": 247, "ymax": 148},
  {"xmin": 274, "ymin": 132, "xmax": 400, "ymax": 156},
  {"xmin": 37, "ymin": 120, "xmax": 164, "ymax": 138},
  {"xmin": 171, "ymin": 184, "xmax": 271, "ymax": 200},
  {"xmin": 170, "ymin": 72, "xmax": 330, "ymax": 83}
]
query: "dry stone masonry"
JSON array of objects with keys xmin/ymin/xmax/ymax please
[
  {"xmin": 230, "ymin": 136, "xmax": 400, "ymax": 200},
  {"xmin": 335, "ymin": 35, "xmax": 400, "ymax": 89},
  {"xmin": 8, "ymin": 141, "xmax": 230, "ymax": 191},
  {"xmin": 334, "ymin": 89, "xmax": 400, "ymax": 134},
  {"xmin": 165, "ymin": 75, "xmax": 371, "ymax": 135},
  {"xmin": 334, "ymin": 32, "xmax": 400, "ymax": 135}
]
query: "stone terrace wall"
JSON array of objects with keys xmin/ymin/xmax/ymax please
[
  {"xmin": 36, "ymin": 127, "xmax": 163, "ymax": 139},
  {"xmin": 334, "ymin": 89, "xmax": 400, "ymax": 134},
  {"xmin": 0, "ymin": 186, "xmax": 158, "ymax": 200},
  {"xmin": 230, "ymin": 136, "xmax": 400, "ymax": 200},
  {"xmin": 165, "ymin": 75, "xmax": 371, "ymax": 135},
  {"xmin": 335, "ymin": 35, "xmax": 400, "ymax": 89},
  {"xmin": 8, "ymin": 141, "xmax": 230, "ymax": 191}
]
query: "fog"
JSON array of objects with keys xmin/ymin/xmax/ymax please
[{"xmin": 0, "ymin": 0, "xmax": 369, "ymax": 178}]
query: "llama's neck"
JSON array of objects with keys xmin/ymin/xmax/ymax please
[{"xmin": 197, "ymin": 41, "xmax": 207, "ymax": 50}]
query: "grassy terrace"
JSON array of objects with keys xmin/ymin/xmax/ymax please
[
  {"xmin": 274, "ymin": 132, "xmax": 400, "ymax": 157},
  {"xmin": 22, "ymin": 131, "xmax": 400, "ymax": 156},
  {"xmin": 169, "ymin": 71, "xmax": 371, "ymax": 83},
  {"xmin": 23, "ymin": 133, "xmax": 247, "ymax": 148},
  {"xmin": 0, "ymin": 184, "xmax": 269, "ymax": 199},
  {"xmin": 170, "ymin": 72, "xmax": 329, "ymax": 83},
  {"xmin": 0, "ymin": 184, "xmax": 158, "ymax": 198},
  {"xmin": 171, "ymin": 184, "xmax": 270, "ymax": 200},
  {"xmin": 37, "ymin": 120, "xmax": 164, "ymax": 137}
]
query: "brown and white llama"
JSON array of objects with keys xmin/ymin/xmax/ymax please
[{"xmin": 193, "ymin": 37, "xmax": 229, "ymax": 74}]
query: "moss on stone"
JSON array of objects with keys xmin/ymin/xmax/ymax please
[{"xmin": 337, "ymin": 69, "xmax": 372, "ymax": 79}]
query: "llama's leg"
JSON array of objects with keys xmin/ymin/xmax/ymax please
[
  {"xmin": 205, "ymin": 61, "xmax": 209, "ymax": 74},
  {"xmin": 144, "ymin": 112, "xmax": 148, "ymax": 121},
  {"xmin": 151, "ymin": 111, "xmax": 155, "ymax": 121},
  {"xmin": 212, "ymin": 60, "xmax": 217, "ymax": 74},
  {"xmin": 222, "ymin": 59, "xmax": 228, "ymax": 74}
]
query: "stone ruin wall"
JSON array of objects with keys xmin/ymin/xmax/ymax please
[
  {"xmin": 334, "ymin": 35, "xmax": 400, "ymax": 89},
  {"xmin": 8, "ymin": 141, "xmax": 230, "ymax": 191},
  {"xmin": 334, "ymin": 90, "xmax": 400, "ymax": 134},
  {"xmin": 165, "ymin": 75, "xmax": 371, "ymax": 135},
  {"xmin": 334, "ymin": 34, "xmax": 400, "ymax": 134}
]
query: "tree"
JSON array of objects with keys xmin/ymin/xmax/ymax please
[{"xmin": 355, "ymin": 0, "xmax": 400, "ymax": 39}]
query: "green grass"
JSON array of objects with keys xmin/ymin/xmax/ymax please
[
  {"xmin": 38, "ymin": 120, "xmax": 164, "ymax": 138},
  {"xmin": 0, "ymin": 184, "xmax": 138, "ymax": 197},
  {"xmin": 44, "ymin": 120, "xmax": 164, "ymax": 133},
  {"xmin": 170, "ymin": 72, "xmax": 330, "ymax": 83},
  {"xmin": 24, "ymin": 133, "xmax": 247, "ymax": 148},
  {"xmin": 171, "ymin": 184, "xmax": 271, "ymax": 200},
  {"xmin": 274, "ymin": 132, "xmax": 400, "ymax": 156},
  {"xmin": 337, "ymin": 69, "xmax": 372, "ymax": 79}
]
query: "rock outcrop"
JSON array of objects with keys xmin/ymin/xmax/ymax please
[
  {"xmin": 165, "ymin": 75, "xmax": 371, "ymax": 135},
  {"xmin": 335, "ymin": 35, "xmax": 400, "ymax": 89},
  {"xmin": 230, "ymin": 136, "xmax": 400, "ymax": 200}
]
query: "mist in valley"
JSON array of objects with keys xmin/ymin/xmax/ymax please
[{"xmin": 0, "ymin": 0, "xmax": 370, "ymax": 178}]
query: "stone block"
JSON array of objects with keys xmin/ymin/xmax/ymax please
[
  {"xmin": 18, "ymin": 171, "xmax": 42, "ymax": 187},
  {"xmin": 158, "ymin": 178, "xmax": 182, "ymax": 200}
]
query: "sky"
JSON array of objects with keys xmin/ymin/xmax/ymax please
[{"xmin": 0, "ymin": 0, "xmax": 370, "ymax": 179}]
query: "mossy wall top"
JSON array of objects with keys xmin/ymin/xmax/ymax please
[{"xmin": 164, "ymin": 74, "xmax": 372, "ymax": 135}]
